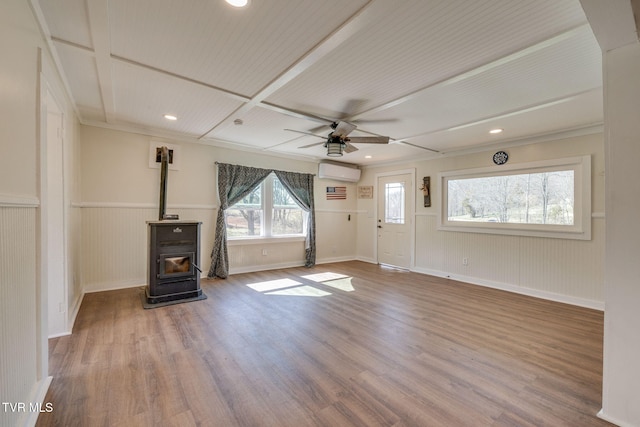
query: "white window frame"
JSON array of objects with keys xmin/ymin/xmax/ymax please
[
  {"xmin": 227, "ymin": 173, "xmax": 307, "ymax": 243},
  {"xmin": 437, "ymin": 155, "xmax": 591, "ymax": 240}
]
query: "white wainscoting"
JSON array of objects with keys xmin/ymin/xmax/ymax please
[
  {"xmin": 79, "ymin": 205, "xmax": 216, "ymax": 292},
  {"xmin": 80, "ymin": 205, "xmax": 361, "ymax": 290},
  {"xmin": 414, "ymin": 213, "xmax": 605, "ymax": 310},
  {"xmin": 0, "ymin": 206, "xmax": 41, "ymax": 427}
]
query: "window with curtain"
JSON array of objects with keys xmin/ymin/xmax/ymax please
[
  {"xmin": 225, "ymin": 173, "xmax": 307, "ymax": 238},
  {"xmin": 208, "ymin": 163, "xmax": 315, "ymax": 279}
]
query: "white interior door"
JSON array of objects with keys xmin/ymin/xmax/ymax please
[{"xmin": 377, "ymin": 173, "xmax": 412, "ymax": 268}]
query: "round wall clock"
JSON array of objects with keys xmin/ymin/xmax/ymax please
[{"xmin": 493, "ymin": 151, "xmax": 509, "ymax": 165}]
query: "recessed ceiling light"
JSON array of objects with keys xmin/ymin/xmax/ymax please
[
  {"xmin": 163, "ymin": 114, "xmax": 177, "ymax": 121},
  {"xmin": 225, "ymin": 0, "xmax": 249, "ymax": 7},
  {"xmin": 365, "ymin": 155, "xmax": 372, "ymax": 159},
  {"xmin": 489, "ymin": 128, "xmax": 503, "ymax": 134}
]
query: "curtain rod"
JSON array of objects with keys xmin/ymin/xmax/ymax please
[{"xmin": 214, "ymin": 161, "xmax": 316, "ymax": 176}]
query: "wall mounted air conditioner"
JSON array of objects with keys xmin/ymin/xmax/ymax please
[{"xmin": 318, "ymin": 161, "xmax": 361, "ymax": 182}]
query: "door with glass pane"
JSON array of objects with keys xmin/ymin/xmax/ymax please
[{"xmin": 377, "ymin": 174, "xmax": 411, "ymax": 268}]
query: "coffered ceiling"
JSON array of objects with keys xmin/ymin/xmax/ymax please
[{"xmin": 32, "ymin": 0, "xmax": 609, "ymax": 165}]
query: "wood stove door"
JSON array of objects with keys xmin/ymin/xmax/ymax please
[{"xmin": 158, "ymin": 252, "xmax": 195, "ymax": 280}]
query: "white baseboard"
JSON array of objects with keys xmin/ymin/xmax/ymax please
[
  {"xmin": 355, "ymin": 256, "xmax": 377, "ymax": 264},
  {"xmin": 597, "ymin": 408, "xmax": 628, "ymax": 426},
  {"xmin": 20, "ymin": 375, "xmax": 53, "ymax": 427},
  {"xmin": 83, "ymin": 279, "xmax": 145, "ymax": 293},
  {"xmin": 67, "ymin": 291, "xmax": 85, "ymax": 332},
  {"xmin": 411, "ymin": 266, "xmax": 604, "ymax": 311},
  {"xmin": 229, "ymin": 260, "xmax": 306, "ymax": 275},
  {"xmin": 316, "ymin": 255, "xmax": 357, "ymax": 265}
]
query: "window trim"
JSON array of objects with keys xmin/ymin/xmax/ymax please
[
  {"xmin": 437, "ymin": 155, "xmax": 591, "ymax": 240},
  {"xmin": 227, "ymin": 173, "xmax": 307, "ymax": 241}
]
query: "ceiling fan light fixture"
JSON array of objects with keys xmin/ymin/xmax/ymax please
[{"xmin": 326, "ymin": 141, "xmax": 343, "ymax": 157}]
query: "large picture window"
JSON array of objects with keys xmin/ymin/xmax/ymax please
[
  {"xmin": 226, "ymin": 173, "xmax": 306, "ymax": 239},
  {"xmin": 438, "ymin": 156, "xmax": 591, "ymax": 240}
]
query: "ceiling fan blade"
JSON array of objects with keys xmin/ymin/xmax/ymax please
[
  {"xmin": 344, "ymin": 142, "xmax": 359, "ymax": 153},
  {"xmin": 353, "ymin": 118, "xmax": 399, "ymax": 124},
  {"xmin": 332, "ymin": 121, "xmax": 357, "ymax": 138},
  {"xmin": 284, "ymin": 129, "xmax": 326, "ymax": 140},
  {"xmin": 298, "ymin": 141, "xmax": 325, "ymax": 149},
  {"xmin": 347, "ymin": 136, "xmax": 390, "ymax": 144}
]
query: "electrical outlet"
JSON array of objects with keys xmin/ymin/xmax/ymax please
[
  {"xmin": 262, "ymin": 249, "xmax": 267, "ymax": 256},
  {"xmin": 462, "ymin": 257, "xmax": 469, "ymax": 266}
]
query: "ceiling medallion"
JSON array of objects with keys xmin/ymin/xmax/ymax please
[{"xmin": 493, "ymin": 151, "xmax": 509, "ymax": 165}]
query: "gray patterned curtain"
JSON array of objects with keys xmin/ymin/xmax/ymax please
[
  {"xmin": 208, "ymin": 163, "xmax": 316, "ymax": 278},
  {"xmin": 274, "ymin": 170, "xmax": 316, "ymax": 267},
  {"xmin": 208, "ymin": 163, "xmax": 272, "ymax": 278}
]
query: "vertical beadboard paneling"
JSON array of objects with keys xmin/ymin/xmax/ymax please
[
  {"xmin": 81, "ymin": 207, "xmax": 154, "ymax": 291},
  {"xmin": 519, "ymin": 218, "xmax": 604, "ymax": 302},
  {"xmin": 81, "ymin": 207, "xmax": 216, "ymax": 291},
  {"xmin": 0, "ymin": 207, "xmax": 37, "ymax": 427},
  {"xmin": 414, "ymin": 213, "xmax": 604, "ymax": 305}
]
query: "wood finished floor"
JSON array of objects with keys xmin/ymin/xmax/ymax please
[{"xmin": 37, "ymin": 261, "xmax": 611, "ymax": 427}]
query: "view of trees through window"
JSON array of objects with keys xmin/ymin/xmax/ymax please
[
  {"xmin": 225, "ymin": 175, "xmax": 305, "ymax": 237},
  {"xmin": 385, "ymin": 182, "xmax": 405, "ymax": 224},
  {"xmin": 447, "ymin": 170, "xmax": 574, "ymax": 225}
]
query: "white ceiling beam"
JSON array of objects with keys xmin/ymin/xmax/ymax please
[{"xmin": 86, "ymin": 0, "xmax": 115, "ymax": 123}]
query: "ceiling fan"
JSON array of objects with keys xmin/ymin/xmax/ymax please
[{"xmin": 285, "ymin": 121, "xmax": 390, "ymax": 157}]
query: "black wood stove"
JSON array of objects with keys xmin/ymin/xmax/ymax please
[
  {"xmin": 146, "ymin": 220, "xmax": 202, "ymax": 304},
  {"xmin": 145, "ymin": 146, "xmax": 203, "ymax": 305}
]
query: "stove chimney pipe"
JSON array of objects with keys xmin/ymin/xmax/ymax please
[{"xmin": 159, "ymin": 146, "xmax": 169, "ymax": 220}]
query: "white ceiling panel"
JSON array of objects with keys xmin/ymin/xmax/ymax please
[
  {"xmin": 355, "ymin": 25, "xmax": 602, "ymax": 143},
  {"xmin": 111, "ymin": 61, "xmax": 245, "ymax": 137},
  {"xmin": 37, "ymin": 0, "xmax": 92, "ymax": 48},
  {"xmin": 31, "ymin": 0, "xmax": 614, "ymax": 165},
  {"xmin": 108, "ymin": 0, "xmax": 369, "ymax": 97},
  {"xmin": 265, "ymin": 0, "xmax": 590, "ymax": 119},
  {"xmin": 408, "ymin": 89, "xmax": 603, "ymax": 153},
  {"xmin": 52, "ymin": 43, "xmax": 104, "ymax": 122},
  {"xmin": 205, "ymin": 106, "xmax": 329, "ymax": 150}
]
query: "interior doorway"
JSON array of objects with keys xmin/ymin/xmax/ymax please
[
  {"xmin": 376, "ymin": 172, "xmax": 414, "ymax": 269},
  {"xmin": 43, "ymin": 88, "xmax": 67, "ymax": 337}
]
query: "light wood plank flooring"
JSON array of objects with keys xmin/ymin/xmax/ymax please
[{"xmin": 37, "ymin": 261, "xmax": 610, "ymax": 426}]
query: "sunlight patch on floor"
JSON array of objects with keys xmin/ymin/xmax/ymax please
[
  {"xmin": 246, "ymin": 278, "xmax": 301, "ymax": 292},
  {"xmin": 301, "ymin": 272, "xmax": 349, "ymax": 282},
  {"xmin": 265, "ymin": 285, "xmax": 331, "ymax": 297},
  {"xmin": 302, "ymin": 272, "xmax": 355, "ymax": 292},
  {"xmin": 246, "ymin": 272, "xmax": 356, "ymax": 297},
  {"xmin": 321, "ymin": 277, "xmax": 355, "ymax": 292}
]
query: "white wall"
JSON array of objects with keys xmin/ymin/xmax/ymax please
[
  {"xmin": 357, "ymin": 133, "xmax": 605, "ymax": 309},
  {"xmin": 600, "ymin": 41, "xmax": 640, "ymax": 427},
  {"xmin": 0, "ymin": 0, "xmax": 80, "ymax": 426},
  {"xmin": 79, "ymin": 125, "xmax": 359, "ymax": 291}
]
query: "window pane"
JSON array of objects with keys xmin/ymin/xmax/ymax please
[
  {"xmin": 272, "ymin": 208, "xmax": 304, "ymax": 235},
  {"xmin": 273, "ymin": 178, "xmax": 298, "ymax": 208},
  {"xmin": 225, "ymin": 208, "xmax": 263, "ymax": 237},
  {"xmin": 226, "ymin": 175, "xmax": 307, "ymax": 238},
  {"xmin": 385, "ymin": 182, "xmax": 405, "ymax": 224},
  {"xmin": 447, "ymin": 170, "xmax": 574, "ymax": 225},
  {"xmin": 236, "ymin": 185, "xmax": 262, "ymax": 207}
]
